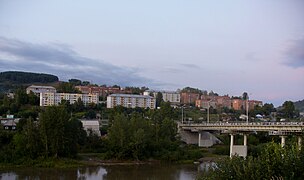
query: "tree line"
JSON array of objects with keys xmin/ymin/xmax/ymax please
[
  {"xmin": 0, "ymin": 89, "xmax": 202, "ymax": 165},
  {"xmin": 199, "ymin": 141, "xmax": 304, "ymax": 180}
]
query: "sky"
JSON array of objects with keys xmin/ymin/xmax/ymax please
[{"xmin": 0, "ymin": 0, "xmax": 303, "ymax": 106}]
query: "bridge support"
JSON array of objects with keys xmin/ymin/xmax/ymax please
[
  {"xmin": 280, "ymin": 136, "xmax": 286, "ymax": 147},
  {"xmin": 198, "ymin": 131, "xmax": 221, "ymax": 147},
  {"xmin": 244, "ymin": 134, "xmax": 247, "ymax": 146},
  {"xmin": 298, "ymin": 136, "xmax": 302, "ymax": 150},
  {"xmin": 198, "ymin": 132, "xmax": 201, "ymax": 147},
  {"xmin": 230, "ymin": 134, "xmax": 248, "ymax": 158},
  {"xmin": 230, "ymin": 134, "xmax": 234, "ymax": 158}
]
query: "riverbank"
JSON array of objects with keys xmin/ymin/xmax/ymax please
[{"xmin": 0, "ymin": 150, "xmax": 226, "ymax": 169}]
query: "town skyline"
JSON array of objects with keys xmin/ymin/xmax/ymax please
[{"xmin": 1, "ymin": 0, "xmax": 303, "ymax": 106}]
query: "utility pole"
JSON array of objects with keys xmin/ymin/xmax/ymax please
[
  {"xmin": 246, "ymin": 96, "xmax": 249, "ymax": 124},
  {"xmin": 181, "ymin": 106, "xmax": 184, "ymax": 124},
  {"xmin": 207, "ymin": 100, "xmax": 212, "ymax": 124}
]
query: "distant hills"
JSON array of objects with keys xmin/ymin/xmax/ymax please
[
  {"xmin": 0, "ymin": 71, "xmax": 59, "ymax": 92},
  {"xmin": 294, "ymin": 99, "xmax": 304, "ymax": 112}
]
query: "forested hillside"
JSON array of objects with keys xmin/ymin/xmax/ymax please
[
  {"xmin": 294, "ymin": 99, "xmax": 304, "ymax": 112},
  {"xmin": 0, "ymin": 71, "xmax": 59, "ymax": 92}
]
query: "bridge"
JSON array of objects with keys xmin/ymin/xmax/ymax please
[{"xmin": 178, "ymin": 122, "xmax": 304, "ymax": 157}]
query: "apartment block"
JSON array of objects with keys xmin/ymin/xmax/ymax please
[
  {"xmin": 26, "ymin": 85, "xmax": 56, "ymax": 96},
  {"xmin": 248, "ymin": 100, "xmax": 263, "ymax": 110},
  {"xmin": 75, "ymin": 86, "xmax": 131, "ymax": 97},
  {"xmin": 200, "ymin": 95, "xmax": 232, "ymax": 109},
  {"xmin": 107, "ymin": 94, "xmax": 156, "ymax": 109},
  {"xmin": 144, "ymin": 91, "xmax": 180, "ymax": 104},
  {"xmin": 232, "ymin": 99, "xmax": 245, "ymax": 111},
  {"xmin": 40, "ymin": 92, "xmax": 98, "ymax": 106},
  {"xmin": 195, "ymin": 99, "xmax": 217, "ymax": 109},
  {"xmin": 180, "ymin": 92, "xmax": 200, "ymax": 104}
]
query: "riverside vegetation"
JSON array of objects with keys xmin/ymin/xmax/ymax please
[
  {"xmin": 0, "ymin": 90, "xmax": 203, "ymax": 167},
  {"xmin": 198, "ymin": 141, "xmax": 304, "ymax": 180}
]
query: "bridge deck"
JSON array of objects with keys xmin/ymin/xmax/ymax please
[{"xmin": 179, "ymin": 122, "xmax": 304, "ymax": 133}]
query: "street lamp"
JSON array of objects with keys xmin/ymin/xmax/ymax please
[
  {"xmin": 207, "ymin": 100, "xmax": 212, "ymax": 124},
  {"xmin": 246, "ymin": 93, "xmax": 252, "ymax": 124},
  {"xmin": 246, "ymin": 98, "xmax": 249, "ymax": 124},
  {"xmin": 181, "ymin": 106, "xmax": 184, "ymax": 124}
]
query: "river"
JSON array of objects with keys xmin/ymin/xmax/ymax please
[{"xmin": 0, "ymin": 163, "xmax": 212, "ymax": 180}]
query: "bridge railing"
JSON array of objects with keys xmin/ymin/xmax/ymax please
[{"xmin": 179, "ymin": 121, "xmax": 304, "ymax": 126}]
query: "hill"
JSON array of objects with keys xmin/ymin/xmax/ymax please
[
  {"xmin": 0, "ymin": 71, "xmax": 59, "ymax": 92},
  {"xmin": 294, "ymin": 99, "xmax": 304, "ymax": 112}
]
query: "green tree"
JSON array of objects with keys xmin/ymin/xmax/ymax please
[
  {"xmin": 14, "ymin": 88, "xmax": 28, "ymax": 106},
  {"xmin": 199, "ymin": 142, "xmax": 304, "ymax": 180},
  {"xmin": 63, "ymin": 117, "xmax": 86, "ymax": 157},
  {"xmin": 39, "ymin": 106, "xmax": 69, "ymax": 158},
  {"xmin": 242, "ymin": 92, "xmax": 249, "ymax": 100},
  {"xmin": 107, "ymin": 114, "xmax": 130, "ymax": 159},
  {"xmin": 156, "ymin": 92, "xmax": 163, "ymax": 107},
  {"xmin": 13, "ymin": 117, "xmax": 42, "ymax": 159},
  {"xmin": 282, "ymin": 101, "xmax": 295, "ymax": 119},
  {"xmin": 73, "ymin": 98, "xmax": 85, "ymax": 112},
  {"xmin": 57, "ymin": 82, "xmax": 79, "ymax": 93},
  {"xmin": 69, "ymin": 79, "xmax": 82, "ymax": 86},
  {"xmin": 28, "ymin": 91, "xmax": 39, "ymax": 105},
  {"xmin": 262, "ymin": 103, "xmax": 275, "ymax": 116}
]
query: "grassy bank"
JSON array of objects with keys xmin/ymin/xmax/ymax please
[
  {"xmin": 0, "ymin": 145, "xmax": 229, "ymax": 169},
  {"xmin": 0, "ymin": 157, "xmax": 84, "ymax": 168}
]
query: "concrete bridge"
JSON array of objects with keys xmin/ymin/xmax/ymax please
[{"xmin": 178, "ymin": 122, "xmax": 304, "ymax": 157}]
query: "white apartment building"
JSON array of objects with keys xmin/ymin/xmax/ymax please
[
  {"xmin": 107, "ymin": 94, "xmax": 156, "ymax": 109},
  {"xmin": 26, "ymin": 85, "xmax": 56, "ymax": 96},
  {"xmin": 144, "ymin": 91, "xmax": 180, "ymax": 104},
  {"xmin": 40, "ymin": 92, "xmax": 98, "ymax": 106}
]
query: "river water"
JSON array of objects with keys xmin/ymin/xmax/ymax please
[{"xmin": 0, "ymin": 163, "xmax": 211, "ymax": 180}]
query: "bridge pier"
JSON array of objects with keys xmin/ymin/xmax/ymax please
[
  {"xmin": 280, "ymin": 136, "xmax": 286, "ymax": 147},
  {"xmin": 230, "ymin": 134, "xmax": 234, "ymax": 158},
  {"xmin": 230, "ymin": 134, "xmax": 248, "ymax": 158},
  {"xmin": 198, "ymin": 132, "xmax": 201, "ymax": 147},
  {"xmin": 244, "ymin": 134, "xmax": 247, "ymax": 146},
  {"xmin": 298, "ymin": 136, "xmax": 302, "ymax": 150}
]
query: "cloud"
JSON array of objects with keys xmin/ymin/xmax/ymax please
[
  {"xmin": 180, "ymin": 63, "xmax": 201, "ymax": 69},
  {"xmin": 245, "ymin": 52, "xmax": 260, "ymax": 62},
  {"xmin": 283, "ymin": 38, "xmax": 304, "ymax": 68},
  {"xmin": 0, "ymin": 37, "xmax": 152, "ymax": 86},
  {"xmin": 159, "ymin": 63, "xmax": 200, "ymax": 74},
  {"xmin": 159, "ymin": 66, "xmax": 182, "ymax": 74}
]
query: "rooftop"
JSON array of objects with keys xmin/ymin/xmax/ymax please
[
  {"xmin": 28, "ymin": 85, "xmax": 56, "ymax": 89},
  {"xmin": 108, "ymin": 94, "xmax": 154, "ymax": 98}
]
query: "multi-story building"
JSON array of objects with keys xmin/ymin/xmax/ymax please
[
  {"xmin": 248, "ymin": 100, "xmax": 263, "ymax": 110},
  {"xmin": 107, "ymin": 94, "xmax": 156, "ymax": 109},
  {"xmin": 75, "ymin": 86, "xmax": 131, "ymax": 98},
  {"xmin": 26, "ymin": 85, "xmax": 56, "ymax": 96},
  {"xmin": 40, "ymin": 92, "xmax": 98, "ymax": 106},
  {"xmin": 195, "ymin": 99, "xmax": 217, "ymax": 109},
  {"xmin": 215, "ymin": 96, "xmax": 232, "ymax": 109},
  {"xmin": 144, "ymin": 91, "xmax": 180, "ymax": 105},
  {"xmin": 232, "ymin": 99, "xmax": 263, "ymax": 111},
  {"xmin": 180, "ymin": 92, "xmax": 200, "ymax": 105},
  {"xmin": 232, "ymin": 99, "xmax": 245, "ymax": 110}
]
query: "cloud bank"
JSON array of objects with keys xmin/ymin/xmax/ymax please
[
  {"xmin": 284, "ymin": 38, "xmax": 304, "ymax": 68},
  {"xmin": 0, "ymin": 37, "xmax": 152, "ymax": 86}
]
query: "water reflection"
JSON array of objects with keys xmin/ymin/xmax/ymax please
[
  {"xmin": 0, "ymin": 163, "xmax": 198, "ymax": 180},
  {"xmin": 78, "ymin": 166, "xmax": 107, "ymax": 180},
  {"xmin": 102, "ymin": 164, "xmax": 196, "ymax": 180}
]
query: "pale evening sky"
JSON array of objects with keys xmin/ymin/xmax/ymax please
[{"xmin": 0, "ymin": 0, "xmax": 303, "ymax": 106}]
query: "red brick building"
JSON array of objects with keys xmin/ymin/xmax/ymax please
[
  {"xmin": 180, "ymin": 92, "xmax": 200, "ymax": 104},
  {"xmin": 75, "ymin": 86, "xmax": 131, "ymax": 98}
]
